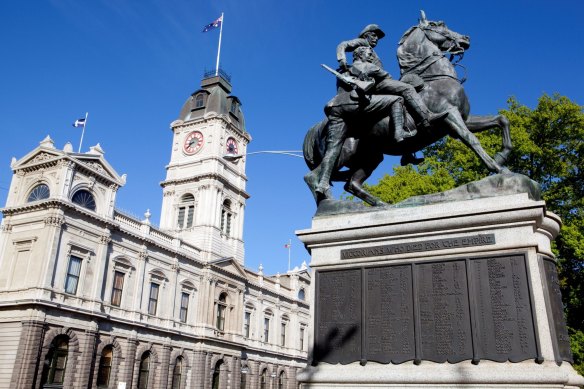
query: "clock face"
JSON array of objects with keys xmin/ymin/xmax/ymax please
[
  {"xmin": 183, "ymin": 131, "xmax": 204, "ymax": 155},
  {"xmin": 226, "ymin": 137, "xmax": 238, "ymax": 155}
]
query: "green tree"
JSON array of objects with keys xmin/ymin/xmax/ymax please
[{"xmin": 367, "ymin": 94, "xmax": 584, "ymax": 362}]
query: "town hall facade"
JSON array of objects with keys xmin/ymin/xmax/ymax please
[{"xmin": 0, "ymin": 74, "xmax": 310, "ymax": 389}]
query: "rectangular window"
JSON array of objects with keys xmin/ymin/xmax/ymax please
[
  {"xmin": 186, "ymin": 206, "xmax": 194, "ymax": 228},
  {"xmin": 64, "ymin": 256, "xmax": 82, "ymax": 294},
  {"xmin": 281, "ymin": 322, "xmax": 286, "ymax": 346},
  {"xmin": 111, "ymin": 271, "xmax": 125, "ymax": 307},
  {"xmin": 179, "ymin": 292, "xmax": 189, "ymax": 323},
  {"xmin": 148, "ymin": 283, "xmax": 159, "ymax": 315},
  {"xmin": 216, "ymin": 304, "xmax": 226, "ymax": 330},
  {"xmin": 244, "ymin": 312, "xmax": 251, "ymax": 338},
  {"xmin": 300, "ymin": 327, "xmax": 305, "ymax": 350},
  {"xmin": 177, "ymin": 207, "xmax": 186, "ymax": 228},
  {"xmin": 226, "ymin": 213, "xmax": 232, "ymax": 235},
  {"xmin": 263, "ymin": 317, "xmax": 270, "ymax": 342}
]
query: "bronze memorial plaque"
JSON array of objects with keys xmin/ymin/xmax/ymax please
[
  {"xmin": 542, "ymin": 258, "xmax": 573, "ymax": 363},
  {"xmin": 471, "ymin": 255, "xmax": 538, "ymax": 362},
  {"xmin": 416, "ymin": 260, "xmax": 473, "ymax": 362},
  {"xmin": 365, "ymin": 265, "xmax": 415, "ymax": 363},
  {"xmin": 315, "ymin": 269, "xmax": 362, "ymax": 364},
  {"xmin": 313, "ymin": 253, "xmax": 540, "ymax": 365}
]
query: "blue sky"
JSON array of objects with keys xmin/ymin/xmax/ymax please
[{"xmin": 1, "ymin": 1, "xmax": 583, "ymax": 275}]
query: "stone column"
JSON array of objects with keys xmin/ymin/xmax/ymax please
[
  {"xmin": 207, "ymin": 279, "xmax": 217, "ymax": 326},
  {"xmin": 74, "ymin": 325, "xmax": 98, "ymax": 388},
  {"xmin": 9, "ymin": 320, "xmax": 45, "ymax": 388},
  {"xmin": 288, "ymin": 367, "xmax": 299, "ymax": 389},
  {"xmin": 231, "ymin": 356, "xmax": 241, "ymax": 389},
  {"xmin": 133, "ymin": 250, "xmax": 148, "ymax": 320},
  {"xmin": 157, "ymin": 343, "xmax": 172, "ymax": 389},
  {"xmin": 203, "ymin": 352, "xmax": 212, "ymax": 389},
  {"xmin": 191, "ymin": 351, "xmax": 206, "ymax": 389},
  {"xmin": 92, "ymin": 232, "xmax": 111, "ymax": 309},
  {"xmin": 41, "ymin": 213, "xmax": 65, "ymax": 291},
  {"xmin": 121, "ymin": 336, "xmax": 138, "ymax": 387},
  {"xmin": 248, "ymin": 360, "xmax": 258, "ymax": 389}
]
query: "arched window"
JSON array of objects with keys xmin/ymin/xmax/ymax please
[
  {"xmin": 177, "ymin": 194, "xmax": 195, "ymax": 229},
  {"xmin": 298, "ymin": 288, "xmax": 306, "ymax": 301},
  {"xmin": 171, "ymin": 356, "xmax": 183, "ymax": 389},
  {"xmin": 211, "ymin": 360, "xmax": 223, "ymax": 389},
  {"xmin": 27, "ymin": 183, "xmax": 50, "ymax": 202},
  {"xmin": 195, "ymin": 94, "xmax": 204, "ymax": 108},
  {"xmin": 137, "ymin": 352, "xmax": 151, "ymax": 389},
  {"xmin": 260, "ymin": 369, "xmax": 267, "ymax": 389},
  {"xmin": 220, "ymin": 200, "xmax": 232, "ymax": 236},
  {"xmin": 72, "ymin": 189, "xmax": 96, "ymax": 211},
  {"xmin": 96, "ymin": 346, "xmax": 113, "ymax": 387},
  {"xmin": 216, "ymin": 293, "xmax": 227, "ymax": 331},
  {"xmin": 278, "ymin": 371, "xmax": 286, "ymax": 389},
  {"xmin": 41, "ymin": 336, "xmax": 69, "ymax": 386}
]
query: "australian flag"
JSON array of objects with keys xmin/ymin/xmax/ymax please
[{"xmin": 202, "ymin": 15, "xmax": 222, "ymax": 32}]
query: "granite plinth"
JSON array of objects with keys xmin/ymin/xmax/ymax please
[{"xmin": 297, "ymin": 193, "xmax": 584, "ymax": 388}]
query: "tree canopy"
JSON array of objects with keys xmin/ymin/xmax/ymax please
[{"xmin": 365, "ymin": 94, "xmax": 584, "ymax": 373}]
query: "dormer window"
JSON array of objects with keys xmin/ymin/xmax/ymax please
[
  {"xmin": 195, "ymin": 94, "xmax": 205, "ymax": 108},
  {"xmin": 71, "ymin": 189, "xmax": 96, "ymax": 211},
  {"xmin": 230, "ymin": 100, "xmax": 238, "ymax": 114},
  {"xmin": 27, "ymin": 183, "xmax": 50, "ymax": 202}
]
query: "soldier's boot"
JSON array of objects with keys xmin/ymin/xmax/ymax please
[
  {"xmin": 315, "ymin": 121, "xmax": 345, "ymax": 198},
  {"xmin": 390, "ymin": 102, "xmax": 416, "ymax": 143},
  {"xmin": 403, "ymin": 90, "xmax": 449, "ymax": 128}
]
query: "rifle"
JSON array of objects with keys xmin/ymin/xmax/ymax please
[{"xmin": 321, "ymin": 64, "xmax": 375, "ymax": 95}]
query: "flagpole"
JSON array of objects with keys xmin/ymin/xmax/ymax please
[
  {"xmin": 78, "ymin": 112, "xmax": 88, "ymax": 153},
  {"xmin": 287, "ymin": 238, "xmax": 291, "ymax": 272},
  {"xmin": 215, "ymin": 12, "xmax": 224, "ymax": 76}
]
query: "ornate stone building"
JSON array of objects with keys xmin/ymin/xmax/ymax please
[{"xmin": 0, "ymin": 74, "xmax": 311, "ymax": 389}]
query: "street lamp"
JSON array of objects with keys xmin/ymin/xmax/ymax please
[{"xmin": 223, "ymin": 150, "xmax": 303, "ymax": 161}]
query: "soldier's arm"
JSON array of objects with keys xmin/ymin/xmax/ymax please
[
  {"xmin": 361, "ymin": 63, "xmax": 391, "ymax": 82},
  {"xmin": 336, "ymin": 38, "xmax": 369, "ymax": 66}
]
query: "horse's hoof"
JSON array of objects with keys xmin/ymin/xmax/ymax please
[
  {"xmin": 494, "ymin": 152, "xmax": 507, "ymax": 165},
  {"xmin": 499, "ymin": 167, "xmax": 512, "ymax": 175},
  {"xmin": 372, "ymin": 199, "xmax": 387, "ymax": 206}
]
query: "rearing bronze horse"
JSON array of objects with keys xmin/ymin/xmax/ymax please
[{"xmin": 304, "ymin": 12, "xmax": 512, "ymax": 206}]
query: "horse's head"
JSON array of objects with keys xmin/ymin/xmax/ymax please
[{"xmin": 418, "ymin": 10, "xmax": 470, "ymax": 54}]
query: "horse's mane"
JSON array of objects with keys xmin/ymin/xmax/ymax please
[{"xmin": 398, "ymin": 25, "xmax": 419, "ymax": 45}]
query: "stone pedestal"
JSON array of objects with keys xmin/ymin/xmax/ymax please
[{"xmin": 296, "ymin": 193, "xmax": 584, "ymax": 388}]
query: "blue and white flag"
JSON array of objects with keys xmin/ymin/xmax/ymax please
[
  {"xmin": 73, "ymin": 118, "xmax": 86, "ymax": 128},
  {"xmin": 202, "ymin": 15, "xmax": 222, "ymax": 32}
]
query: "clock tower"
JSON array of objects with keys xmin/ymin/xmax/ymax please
[{"xmin": 159, "ymin": 74, "xmax": 251, "ymax": 264}]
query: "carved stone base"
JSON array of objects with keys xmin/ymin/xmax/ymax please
[{"xmin": 296, "ymin": 193, "xmax": 584, "ymax": 388}]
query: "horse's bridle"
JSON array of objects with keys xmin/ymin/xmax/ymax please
[
  {"xmin": 402, "ymin": 25, "xmax": 468, "ymax": 84},
  {"xmin": 421, "ymin": 24, "xmax": 467, "ymax": 57}
]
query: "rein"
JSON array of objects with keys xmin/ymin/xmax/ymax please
[{"xmin": 400, "ymin": 26, "xmax": 467, "ymax": 84}]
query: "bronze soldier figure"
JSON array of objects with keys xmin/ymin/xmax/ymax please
[
  {"xmin": 315, "ymin": 46, "xmax": 407, "ymax": 197},
  {"xmin": 337, "ymin": 24, "xmax": 448, "ymax": 129}
]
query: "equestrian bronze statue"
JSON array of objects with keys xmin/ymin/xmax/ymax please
[{"xmin": 304, "ymin": 11, "xmax": 512, "ymax": 206}]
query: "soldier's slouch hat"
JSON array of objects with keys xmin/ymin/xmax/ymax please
[{"xmin": 358, "ymin": 24, "xmax": 385, "ymax": 39}]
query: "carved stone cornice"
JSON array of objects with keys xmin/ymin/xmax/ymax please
[
  {"xmin": 44, "ymin": 216, "xmax": 65, "ymax": 227},
  {"xmin": 160, "ymin": 173, "xmax": 250, "ymax": 199}
]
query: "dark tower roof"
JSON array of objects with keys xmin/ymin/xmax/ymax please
[{"xmin": 178, "ymin": 74, "xmax": 246, "ymax": 133}]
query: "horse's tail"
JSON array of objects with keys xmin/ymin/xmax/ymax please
[{"xmin": 303, "ymin": 119, "xmax": 327, "ymax": 171}]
